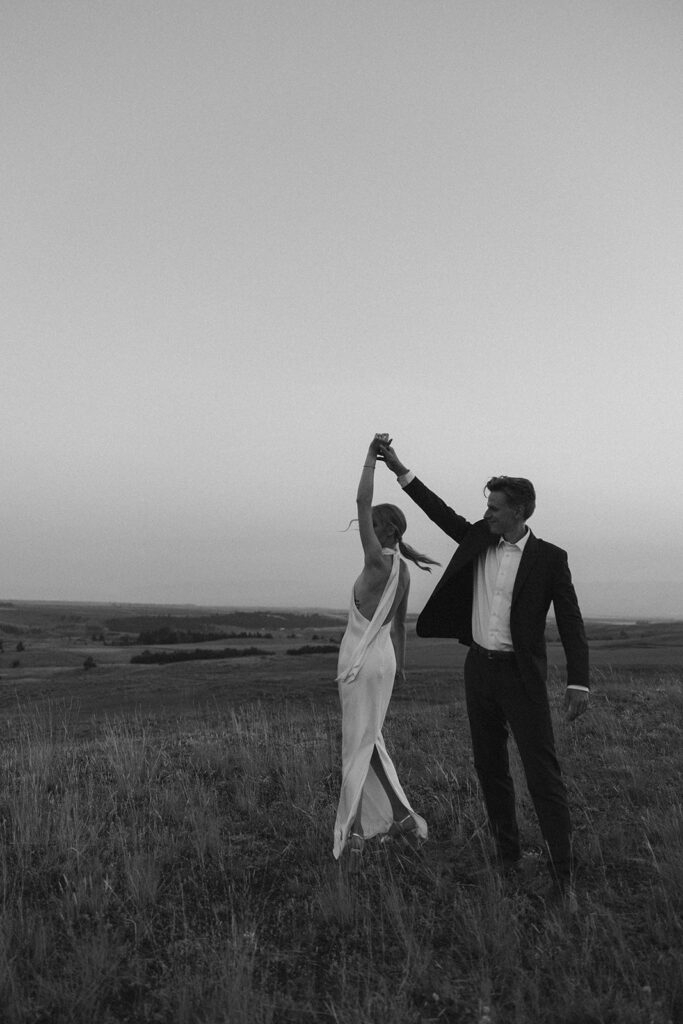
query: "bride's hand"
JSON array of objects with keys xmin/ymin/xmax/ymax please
[{"xmin": 370, "ymin": 432, "xmax": 392, "ymax": 458}]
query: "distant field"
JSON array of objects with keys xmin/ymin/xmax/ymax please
[{"xmin": 0, "ymin": 601, "xmax": 682, "ymax": 732}]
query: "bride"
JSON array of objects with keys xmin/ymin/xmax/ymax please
[{"xmin": 333, "ymin": 434, "xmax": 438, "ymax": 872}]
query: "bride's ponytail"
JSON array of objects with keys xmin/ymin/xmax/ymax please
[{"xmin": 398, "ymin": 540, "xmax": 440, "ymax": 572}]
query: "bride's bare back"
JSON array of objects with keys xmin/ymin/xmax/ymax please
[{"xmin": 353, "ymin": 555, "xmax": 410, "ymax": 625}]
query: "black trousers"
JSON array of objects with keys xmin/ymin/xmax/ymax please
[{"xmin": 464, "ymin": 647, "xmax": 572, "ymax": 881}]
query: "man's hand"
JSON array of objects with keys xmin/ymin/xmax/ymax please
[
  {"xmin": 377, "ymin": 442, "xmax": 409, "ymax": 477},
  {"xmin": 564, "ymin": 688, "xmax": 589, "ymax": 721},
  {"xmin": 370, "ymin": 432, "xmax": 392, "ymax": 456}
]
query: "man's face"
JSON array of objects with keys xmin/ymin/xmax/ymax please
[{"xmin": 483, "ymin": 490, "xmax": 521, "ymax": 536}]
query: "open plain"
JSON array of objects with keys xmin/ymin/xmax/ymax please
[{"xmin": 0, "ymin": 602, "xmax": 681, "ymax": 1023}]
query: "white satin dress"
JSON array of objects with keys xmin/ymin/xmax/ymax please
[{"xmin": 333, "ymin": 547, "xmax": 428, "ymax": 858}]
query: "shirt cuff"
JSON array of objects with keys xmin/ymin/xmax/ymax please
[
  {"xmin": 567, "ymin": 685, "xmax": 589, "ymax": 692},
  {"xmin": 398, "ymin": 470, "xmax": 415, "ymax": 487}
]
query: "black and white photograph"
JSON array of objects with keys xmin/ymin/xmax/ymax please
[{"xmin": 1, "ymin": 2, "xmax": 681, "ymax": 1022}]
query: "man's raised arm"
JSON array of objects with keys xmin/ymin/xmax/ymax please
[{"xmin": 378, "ymin": 442, "xmax": 471, "ymax": 544}]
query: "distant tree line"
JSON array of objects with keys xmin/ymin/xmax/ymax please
[
  {"xmin": 130, "ymin": 647, "xmax": 273, "ymax": 666},
  {"xmin": 135, "ymin": 627, "xmax": 273, "ymax": 645},
  {"xmin": 107, "ymin": 610, "xmax": 342, "ymax": 634},
  {"xmin": 286, "ymin": 644, "xmax": 339, "ymax": 656}
]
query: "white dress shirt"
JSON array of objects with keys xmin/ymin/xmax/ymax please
[{"xmin": 472, "ymin": 531, "xmax": 530, "ymax": 650}]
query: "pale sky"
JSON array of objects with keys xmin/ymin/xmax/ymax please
[{"xmin": 2, "ymin": 1, "xmax": 682, "ymax": 618}]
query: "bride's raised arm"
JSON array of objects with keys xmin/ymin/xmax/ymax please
[{"xmin": 356, "ymin": 433, "xmax": 391, "ymax": 567}]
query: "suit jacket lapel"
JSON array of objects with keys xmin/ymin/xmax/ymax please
[
  {"xmin": 512, "ymin": 531, "xmax": 539, "ymax": 604},
  {"xmin": 427, "ymin": 522, "xmax": 491, "ymax": 601},
  {"xmin": 447, "ymin": 523, "xmax": 493, "ymax": 573}
]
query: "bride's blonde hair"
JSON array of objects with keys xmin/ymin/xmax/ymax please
[{"xmin": 371, "ymin": 504, "xmax": 440, "ymax": 572}]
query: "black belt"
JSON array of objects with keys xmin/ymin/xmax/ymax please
[{"xmin": 469, "ymin": 642, "xmax": 517, "ymax": 662}]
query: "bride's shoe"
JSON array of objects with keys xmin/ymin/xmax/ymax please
[
  {"xmin": 348, "ymin": 832, "xmax": 364, "ymax": 874},
  {"xmin": 389, "ymin": 814, "xmax": 419, "ymax": 847}
]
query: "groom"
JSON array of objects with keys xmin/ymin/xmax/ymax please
[{"xmin": 378, "ymin": 442, "xmax": 589, "ymax": 896}]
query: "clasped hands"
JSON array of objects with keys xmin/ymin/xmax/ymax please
[
  {"xmin": 371, "ymin": 434, "xmax": 405, "ymax": 476},
  {"xmin": 370, "ymin": 432, "xmax": 392, "ymax": 459}
]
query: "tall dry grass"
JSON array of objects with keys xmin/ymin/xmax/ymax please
[{"xmin": 0, "ymin": 668, "xmax": 680, "ymax": 1023}]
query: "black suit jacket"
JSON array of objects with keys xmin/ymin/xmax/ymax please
[{"xmin": 404, "ymin": 476, "xmax": 590, "ymax": 693}]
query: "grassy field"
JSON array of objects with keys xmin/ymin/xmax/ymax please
[{"xmin": 0, "ymin": 604, "xmax": 681, "ymax": 1023}]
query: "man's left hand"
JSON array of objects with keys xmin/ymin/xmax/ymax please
[{"xmin": 564, "ymin": 688, "xmax": 589, "ymax": 721}]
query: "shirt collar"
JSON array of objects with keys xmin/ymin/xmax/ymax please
[{"xmin": 497, "ymin": 527, "xmax": 531, "ymax": 552}]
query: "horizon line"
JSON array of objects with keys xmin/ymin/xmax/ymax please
[{"xmin": 1, "ymin": 597, "xmax": 680, "ymax": 624}]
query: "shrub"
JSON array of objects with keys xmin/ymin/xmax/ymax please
[
  {"xmin": 130, "ymin": 647, "xmax": 273, "ymax": 666},
  {"xmin": 286, "ymin": 645, "xmax": 339, "ymax": 656}
]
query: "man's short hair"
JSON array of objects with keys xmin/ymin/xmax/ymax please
[{"xmin": 485, "ymin": 476, "xmax": 536, "ymax": 520}]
